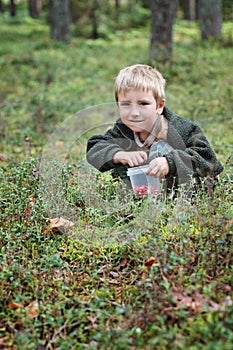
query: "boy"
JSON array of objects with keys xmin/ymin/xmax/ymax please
[{"xmin": 86, "ymin": 64, "xmax": 223, "ymax": 197}]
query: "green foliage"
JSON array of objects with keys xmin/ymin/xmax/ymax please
[
  {"xmin": 0, "ymin": 10, "xmax": 233, "ymax": 350},
  {"xmin": 222, "ymin": 0, "xmax": 233, "ymax": 21},
  {"xmin": 70, "ymin": 0, "xmax": 151, "ymax": 38}
]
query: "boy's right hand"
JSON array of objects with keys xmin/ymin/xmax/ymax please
[{"xmin": 113, "ymin": 151, "xmax": 147, "ymax": 167}]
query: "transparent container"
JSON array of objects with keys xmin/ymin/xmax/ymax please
[{"xmin": 127, "ymin": 165, "xmax": 160, "ymax": 198}]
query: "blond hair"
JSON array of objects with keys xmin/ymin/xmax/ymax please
[{"xmin": 114, "ymin": 64, "xmax": 166, "ymax": 104}]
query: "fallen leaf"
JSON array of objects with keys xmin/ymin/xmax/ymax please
[
  {"xmin": 49, "ymin": 217, "xmax": 75, "ymax": 232},
  {"xmin": 97, "ymin": 264, "xmax": 108, "ymax": 274},
  {"xmin": 8, "ymin": 302, "xmax": 22, "ymax": 309},
  {"xmin": 220, "ymin": 218, "xmax": 233, "ymax": 237},
  {"xmin": 109, "ymin": 271, "xmax": 119, "ymax": 278},
  {"xmin": 0, "ymin": 153, "xmax": 10, "ymax": 162},
  {"xmin": 87, "ymin": 315, "xmax": 97, "ymax": 327},
  {"xmin": 55, "ymin": 141, "xmax": 65, "ymax": 148},
  {"xmin": 171, "ymin": 289, "xmax": 230, "ymax": 312},
  {"xmin": 118, "ymin": 257, "xmax": 128, "ymax": 269},
  {"xmin": 220, "ymin": 296, "xmax": 232, "ymax": 307},
  {"xmin": 171, "ymin": 291, "xmax": 193, "ymax": 309},
  {"xmin": 25, "ymin": 197, "xmax": 35, "ymax": 219},
  {"xmin": 9, "ymin": 300, "xmax": 39, "ymax": 318},
  {"xmin": 117, "ymin": 213, "xmax": 134, "ymax": 224},
  {"xmin": 26, "ymin": 300, "xmax": 39, "ymax": 318},
  {"xmin": 144, "ymin": 256, "xmax": 156, "ymax": 269}
]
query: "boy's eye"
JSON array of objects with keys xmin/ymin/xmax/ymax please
[
  {"xmin": 139, "ymin": 101, "xmax": 149, "ymax": 106},
  {"xmin": 119, "ymin": 101, "xmax": 150, "ymax": 107},
  {"xmin": 119, "ymin": 102, "xmax": 130, "ymax": 107}
]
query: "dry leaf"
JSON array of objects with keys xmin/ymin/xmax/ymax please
[
  {"xmin": 8, "ymin": 302, "xmax": 22, "ymax": 309},
  {"xmin": 25, "ymin": 197, "xmax": 35, "ymax": 219},
  {"xmin": 220, "ymin": 218, "xmax": 233, "ymax": 237},
  {"xmin": 49, "ymin": 217, "xmax": 75, "ymax": 232},
  {"xmin": 55, "ymin": 141, "xmax": 65, "ymax": 148},
  {"xmin": 109, "ymin": 271, "xmax": 119, "ymax": 278},
  {"xmin": 26, "ymin": 300, "xmax": 39, "ymax": 318},
  {"xmin": 144, "ymin": 256, "xmax": 156, "ymax": 269},
  {"xmin": 221, "ymin": 296, "xmax": 232, "ymax": 307},
  {"xmin": 87, "ymin": 315, "xmax": 97, "ymax": 327},
  {"xmin": 171, "ymin": 291, "xmax": 193, "ymax": 308},
  {"xmin": 0, "ymin": 153, "xmax": 10, "ymax": 162},
  {"xmin": 171, "ymin": 289, "xmax": 230, "ymax": 312},
  {"xmin": 118, "ymin": 257, "xmax": 128, "ymax": 269},
  {"xmin": 8, "ymin": 301, "xmax": 39, "ymax": 318},
  {"xmin": 97, "ymin": 264, "xmax": 108, "ymax": 274}
]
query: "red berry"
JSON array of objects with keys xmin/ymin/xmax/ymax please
[{"xmin": 134, "ymin": 185, "xmax": 148, "ymax": 197}]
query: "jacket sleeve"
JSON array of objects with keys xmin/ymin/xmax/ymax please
[
  {"xmin": 165, "ymin": 120, "xmax": 223, "ymax": 183},
  {"xmin": 86, "ymin": 125, "xmax": 132, "ymax": 173}
]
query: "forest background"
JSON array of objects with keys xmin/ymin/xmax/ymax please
[{"xmin": 0, "ymin": 0, "xmax": 233, "ymax": 349}]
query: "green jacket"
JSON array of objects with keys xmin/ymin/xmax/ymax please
[{"xmin": 86, "ymin": 107, "xmax": 223, "ymax": 189}]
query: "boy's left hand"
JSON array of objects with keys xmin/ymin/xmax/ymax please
[{"xmin": 145, "ymin": 157, "xmax": 169, "ymax": 178}]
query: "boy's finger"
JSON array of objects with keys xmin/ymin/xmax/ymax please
[{"xmin": 142, "ymin": 152, "xmax": 148, "ymax": 161}]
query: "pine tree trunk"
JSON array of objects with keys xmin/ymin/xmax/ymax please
[
  {"xmin": 9, "ymin": 0, "xmax": 16, "ymax": 16},
  {"xmin": 28, "ymin": 0, "xmax": 42, "ymax": 18},
  {"xmin": 199, "ymin": 0, "xmax": 222, "ymax": 40},
  {"xmin": 0, "ymin": 0, "xmax": 4, "ymax": 13},
  {"xmin": 149, "ymin": 0, "xmax": 178, "ymax": 63},
  {"xmin": 182, "ymin": 0, "xmax": 197, "ymax": 20},
  {"xmin": 115, "ymin": 0, "xmax": 120, "ymax": 10},
  {"xmin": 49, "ymin": 0, "xmax": 71, "ymax": 42},
  {"xmin": 89, "ymin": 0, "xmax": 99, "ymax": 39}
]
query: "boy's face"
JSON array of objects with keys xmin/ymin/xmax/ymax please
[{"xmin": 117, "ymin": 88, "xmax": 164, "ymax": 137}]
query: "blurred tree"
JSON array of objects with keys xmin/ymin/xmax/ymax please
[
  {"xmin": 49, "ymin": 0, "xmax": 71, "ymax": 42},
  {"xmin": 198, "ymin": 0, "xmax": 222, "ymax": 40},
  {"xmin": 89, "ymin": 0, "xmax": 100, "ymax": 39},
  {"xmin": 222, "ymin": 0, "xmax": 233, "ymax": 20},
  {"xmin": 180, "ymin": 0, "xmax": 198, "ymax": 20},
  {"xmin": 9, "ymin": 0, "xmax": 16, "ymax": 16},
  {"xmin": 70, "ymin": 0, "xmax": 101, "ymax": 38},
  {"xmin": 115, "ymin": 0, "xmax": 120, "ymax": 10},
  {"xmin": 0, "ymin": 0, "xmax": 4, "ymax": 13},
  {"xmin": 149, "ymin": 0, "xmax": 178, "ymax": 63},
  {"xmin": 28, "ymin": 0, "xmax": 42, "ymax": 18}
]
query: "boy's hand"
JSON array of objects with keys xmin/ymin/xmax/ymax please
[
  {"xmin": 113, "ymin": 151, "xmax": 147, "ymax": 167},
  {"xmin": 145, "ymin": 157, "xmax": 169, "ymax": 178}
]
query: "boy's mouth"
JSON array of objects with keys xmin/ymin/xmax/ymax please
[{"xmin": 128, "ymin": 119, "xmax": 144, "ymax": 123}]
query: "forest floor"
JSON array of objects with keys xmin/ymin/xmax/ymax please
[{"xmin": 0, "ymin": 8, "xmax": 233, "ymax": 350}]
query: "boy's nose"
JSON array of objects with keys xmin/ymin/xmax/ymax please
[{"xmin": 130, "ymin": 104, "xmax": 140, "ymax": 116}]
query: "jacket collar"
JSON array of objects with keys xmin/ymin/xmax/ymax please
[
  {"xmin": 116, "ymin": 118, "xmax": 134, "ymax": 139},
  {"xmin": 163, "ymin": 106, "xmax": 174, "ymax": 121}
]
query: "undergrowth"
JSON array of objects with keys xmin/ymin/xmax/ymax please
[
  {"xmin": 0, "ymin": 158, "xmax": 232, "ymax": 349},
  {"xmin": 0, "ymin": 9, "xmax": 233, "ymax": 350}
]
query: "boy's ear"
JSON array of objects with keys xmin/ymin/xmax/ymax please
[{"xmin": 156, "ymin": 99, "xmax": 165, "ymax": 114}]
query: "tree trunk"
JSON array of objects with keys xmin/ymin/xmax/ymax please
[
  {"xmin": 0, "ymin": 0, "xmax": 4, "ymax": 13},
  {"xmin": 114, "ymin": 0, "xmax": 120, "ymax": 22},
  {"xmin": 182, "ymin": 0, "xmax": 197, "ymax": 20},
  {"xmin": 196, "ymin": 0, "xmax": 200, "ymax": 20},
  {"xmin": 89, "ymin": 0, "xmax": 99, "ymax": 39},
  {"xmin": 49, "ymin": 0, "xmax": 71, "ymax": 42},
  {"xmin": 149, "ymin": 0, "xmax": 178, "ymax": 63},
  {"xmin": 28, "ymin": 0, "xmax": 42, "ymax": 18},
  {"xmin": 115, "ymin": 0, "xmax": 120, "ymax": 10},
  {"xmin": 9, "ymin": 0, "xmax": 16, "ymax": 16},
  {"xmin": 199, "ymin": 0, "xmax": 222, "ymax": 40}
]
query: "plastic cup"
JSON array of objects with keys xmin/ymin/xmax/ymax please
[{"xmin": 127, "ymin": 165, "xmax": 160, "ymax": 198}]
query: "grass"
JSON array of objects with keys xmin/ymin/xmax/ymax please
[{"xmin": 0, "ymin": 9, "xmax": 233, "ymax": 350}]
